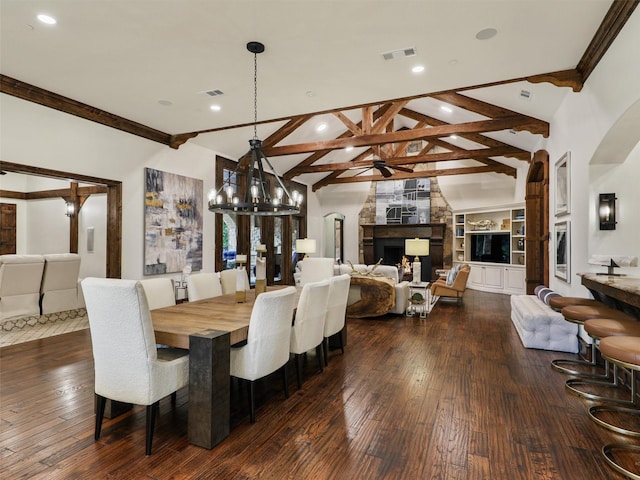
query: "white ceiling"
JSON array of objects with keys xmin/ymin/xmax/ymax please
[{"xmin": 0, "ymin": 0, "xmax": 615, "ymax": 185}]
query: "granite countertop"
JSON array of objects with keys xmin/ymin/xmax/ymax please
[{"xmin": 579, "ymin": 272, "xmax": 640, "ymax": 295}]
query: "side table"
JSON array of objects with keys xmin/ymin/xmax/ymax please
[{"xmin": 406, "ymin": 282, "xmax": 432, "ymax": 318}]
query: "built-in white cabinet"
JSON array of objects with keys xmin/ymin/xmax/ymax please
[
  {"xmin": 504, "ymin": 266, "xmax": 526, "ymax": 294},
  {"xmin": 453, "ymin": 204, "xmax": 526, "ymax": 295}
]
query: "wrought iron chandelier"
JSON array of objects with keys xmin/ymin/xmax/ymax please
[{"xmin": 208, "ymin": 41, "xmax": 302, "ymax": 216}]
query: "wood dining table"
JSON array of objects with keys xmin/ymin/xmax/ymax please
[{"xmin": 151, "ymin": 287, "xmax": 295, "ymax": 449}]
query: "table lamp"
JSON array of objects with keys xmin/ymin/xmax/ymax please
[
  {"xmin": 296, "ymin": 238, "xmax": 316, "ymax": 258},
  {"xmin": 405, "ymin": 238, "xmax": 430, "ymax": 284}
]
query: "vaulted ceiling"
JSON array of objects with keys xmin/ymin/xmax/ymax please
[{"xmin": 1, "ymin": 1, "xmax": 637, "ymax": 190}]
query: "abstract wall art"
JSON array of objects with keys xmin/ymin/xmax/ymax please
[{"xmin": 144, "ymin": 168, "xmax": 203, "ymax": 275}]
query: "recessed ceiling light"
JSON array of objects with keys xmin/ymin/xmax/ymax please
[
  {"xmin": 412, "ymin": 65, "xmax": 425, "ymax": 74},
  {"xmin": 345, "ymin": 146, "xmax": 354, "ymax": 152},
  {"xmin": 449, "ymin": 135, "xmax": 458, "ymax": 140},
  {"xmin": 158, "ymin": 100, "xmax": 173, "ymax": 107},
  {"xmin": 210, "ymin": 104, "xmax": 222, "ymax": 112},
  {"xmin": 476, "ymin": 28, "xmax": 497, "ymax": 40},
  {"xmin": 316, "ymin": 123, "xmax": 327, "ymax": 132},
  {"xmin": 440, "ymin": 106, "xmax": 453, "ymax": 113},
  {"xmin": 37, "ymin": 14, "xmax": 57, "ymax": 25}
]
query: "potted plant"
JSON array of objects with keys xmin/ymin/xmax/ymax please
[{"xmin": 410, "ymin": 292, "xmax": 425, "ymax": 305}]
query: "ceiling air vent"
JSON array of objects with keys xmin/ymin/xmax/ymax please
[
  {"xmin": 519, "ymin": 89, "xmax": 532, "ymax": 101},
  {"xmin": 382, "ymin": 47, "xmax": 417, "ymax": 61},
  {"xmin": 205, "ymin": 89, "xmax": 224, "ymax": 97}
]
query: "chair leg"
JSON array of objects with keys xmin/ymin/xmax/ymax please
[
  {"xmin": 295, "ymin": 353, "xmax": 303, "ymax": 389},
  {"xmin": 248, "ymin": 380, "xmax": 256, "ymax": 423},
  {"xmin": 282, "ymin": 363, "xmax": 289, "ymax": 399},
  {"xmin": 323, "ymin": 337, "xmax": 329, "ymax": 366},
  {"xmin": 95, "ymin": 394, "xmax": 107, "ymax": 440},
  {"xmin": 338, "ymin": 331, "xmax": 344, "ymax": 354},
  {"xmin": 145, "ymin": 401, "xmax": 159, "ymax": 456},
  {"xmin": 316, "ymin": 344, "xmax": 324, "ymax": 373}
]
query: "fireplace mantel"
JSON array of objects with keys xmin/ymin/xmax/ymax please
[{"xmin": 362, "ymin": 224, "xmax": 445, "ymax": 280}]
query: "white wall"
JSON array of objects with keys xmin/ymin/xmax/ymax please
[
  {"xmin": 541, "ymin": 10, "xmax": 640, "ymax": 295},
  {"xmin": 313, "ymin": 183, "xmax": 371, "ymax": 263},
  {"xmin": 589, "ymin": 140, "xmax": 640, "ymax": 275},
  {"xmin": 0, "ymin": 94, "xmax": 219, "ymax": 281}
]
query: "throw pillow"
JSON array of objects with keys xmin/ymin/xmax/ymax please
[
  {"xmin": 446, "ymin": 269, "xmax": 457, "ymax": 286},
  {"xmin": 535, "ymin": 286, "xmax": 560, "ymax": 305}
]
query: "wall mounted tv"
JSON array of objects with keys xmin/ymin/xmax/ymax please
[{"xmin": 470, "ymin": 233, "xmax": 510, "ymax": 264}]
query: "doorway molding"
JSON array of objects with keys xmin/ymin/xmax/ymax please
[{"xmin": 0, "ymin": 161, "xmax": 122, "ymax": 278}]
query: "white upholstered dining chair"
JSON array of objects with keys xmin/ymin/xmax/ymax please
[
  {"xmin": 81, "ymin": 277, "xmax": 189, "ymax": 455},
  {"xmin": 139, "ymin": 277, "xmax": 176, "ymax": 310},
  {"xmin": 290, "ymin": 279, "xmax": 331, "ymax": 388},
  {"xmin": 323, "ymin": 273, "xmax": 351, "ymax": 365},
  {"xmin": 230, "ymin": 286, "xmax": 297, "ymax": 423},
  {"xmin": 299, "ymin": 257, "xmax": 335, "ymax": 286},
  {"xmin": 186, "ymin": 272, "xmax": 223, "ymax": 301},
  {"xmin": 219, "ymin": 268, "xmax": 250, "ymax": 295}
]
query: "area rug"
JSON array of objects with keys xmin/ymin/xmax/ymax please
[{"xmin": 0, "ymin": 314, "xmax": 89, "ymax": 348}]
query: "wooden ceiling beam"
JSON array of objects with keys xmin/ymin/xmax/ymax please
[
  {"xmin": 332, "ymin": 111, "xmax": 362, "ymax": 135},
  {"xmin": 263, "ymin": 116, "xmax": 537, "ymax": 157},
  {"xmin": 0, "ymin": 75, "xmax": 173, "ymax": 147},
  {"xmin": 283, "ymin": 108, "xmax": 388, "ymax": 179},
  {"xmin": 431, "ymin": 92, "xmax": 549, "ymax": 137},
  {"xmin": 296, "ymin": 146, "xmax": 525, "ymax": 174},
  {"xmin": 398, "ymin": 107, "xmax": 530, "ymax": 153},
  {"xmin": 313, "ymin": 164, "xmax": 517, "ymax": 191},
  {"xmin": 371, "ymin": 101, "xmax": 409, "ymax": 134},
  {"xmin": 576, "ymin": 0, "xmax": 639, "ymax": 84}
]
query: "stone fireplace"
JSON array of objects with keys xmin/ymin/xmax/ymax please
[{"xmin": 361, "ymin": 224, "xmax": 445, "ymax": 281}]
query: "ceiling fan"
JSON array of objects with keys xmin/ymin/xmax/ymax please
[{"xmin": 353, "ymin": 146, "xmax": 414, "ymax": 178}]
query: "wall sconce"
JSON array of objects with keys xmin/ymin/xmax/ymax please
[
  {"xmin": 405, "ymin": 238, "xmax": 430, "ymax": 284},
  {"xmin": 65, "ymin": 201, "xmax": 75, "ymax": 217},
  {"xmin": 296, "ymin": 238, "xmax": 317, "ymax": 258},
  {"xmin": 598, "ymin": 193, "xmax": 617, "ymax": 230}
]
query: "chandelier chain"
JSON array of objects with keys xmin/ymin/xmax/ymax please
[{"xmin": 253, "ymin": 52, "xmax": 258, "ymax": 140}]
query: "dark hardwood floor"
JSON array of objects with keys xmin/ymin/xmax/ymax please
[{"xmin": 1, "ymin": 289, "xmax": 637, "ymax": 479}]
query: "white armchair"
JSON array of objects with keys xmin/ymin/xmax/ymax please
[
  {"xmin": 82, "ymin": 278, "xmax": 189, "ymax": 455},
  {"xmin": 290, "ymin": 279, "xmax": 330, "ymax": 388},
  {"xmin": 187, "ymin": 272, "xmax": 223, "ymax": 301},
  {"xmin": 40, "ymin": 253, "xmax": 83, "ymax": 314},
  {"xmin": 0, "ymin": 254, "xmax": 45, "ymax": 321},
  {"xmin": 230, "ymin": 286, "xmax": 297, "ymax": 423}
]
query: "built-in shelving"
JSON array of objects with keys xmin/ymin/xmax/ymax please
[{"xmin": 452, "ymin": 204, "xmax": 526, "ymax": 295}]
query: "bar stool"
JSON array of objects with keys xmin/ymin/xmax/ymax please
[
  {"xmin": 565, "ymin": 318, "xmax": 640, "ymax": 403},
  {"xmin": 548, "ymin": 296, "xmax": 603, "ymax": 312},
  {"xmin": 587, "ymin": 336, "xmax": 640, "ymax": 480},
  {"xmin": 551, "ymin": 304, "xmax": 635, "ymax": 376}
]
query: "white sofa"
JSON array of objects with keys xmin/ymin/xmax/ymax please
[
  {"xmin": 338, "ymin": 263, "xmax": 409, "ymax": 315},
  {"xmin": 0, "ymin": 253, "xmax": 85, "ymax": 326},
  {"xmin": 510, "ymin": 294, "xmax": 581, "ymax": 353},
  {"xmin": 0, "ymin": 254, "xmax": 45, "ymax": 321}
]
